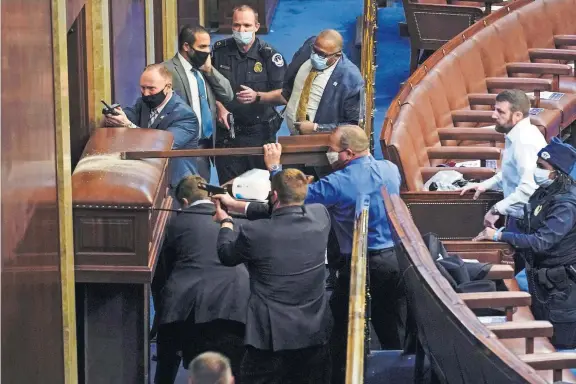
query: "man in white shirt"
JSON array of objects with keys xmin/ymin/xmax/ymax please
[
  {"xmin": 461, "ymin": 89, "xmax": 547, "ymax": 272},
  {"xmin": 163, "ymin": 25, "xmax": 234, "ymax": 182}
]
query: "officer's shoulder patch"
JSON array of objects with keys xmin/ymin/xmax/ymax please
[
  {"xmin": 271, "ymin": 53, "xmax": 284, "ymax": 67},
  {"xmin": 213, "ymin": 38, "xmax": 231, "ymax": 50}
]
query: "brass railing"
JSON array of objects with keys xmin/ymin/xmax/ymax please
[
  {"xmin": 359, "ymin": 0, "xmax": 378, "ymax": 154},
  {"xmin": 345, "ymin": 195, "xmax": 371, "ymax": 384}
]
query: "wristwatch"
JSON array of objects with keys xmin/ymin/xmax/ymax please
[
  {"xmin": 220, "ymin": 217, "xmax": 234, "ymax": 225},
  {"xmin": 269, "ymin": 164, "xmax": 281, "ymax": 172},
  {"xmin": 255, "ymin": 93, "xmax": 261, "ymax": 103}
]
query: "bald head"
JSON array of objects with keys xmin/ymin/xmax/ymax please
[
  {"xmin": 188, "ymin": 352, "xmax": 234, "ymax": 384},
  {"xmin": 335, "ymin": 125, "xmax": 369, "ymax": 152},
  {"xmin": 313, "ymin": 30, "xmax": 343, "ymax": 67}
]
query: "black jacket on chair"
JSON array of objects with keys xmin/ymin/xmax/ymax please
[
  {"xmin": 152, "ymin": 202, "xmax": 250, "ymax": 326},
  {"xmin": 217, "ymin": 203, "xmax": 332, "ymax": 351}
]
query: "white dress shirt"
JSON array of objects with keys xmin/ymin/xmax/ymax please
[
  {"xmin": 178, "ymin": 52, "xmax": 207, "ymax": 137},
  {"xmin": 285, "ymin": 59, "xmax": 338, "ymax": 135},
  {"xmin": 479, "ymin": 117, "xmax": 547, "ymax": 218}
]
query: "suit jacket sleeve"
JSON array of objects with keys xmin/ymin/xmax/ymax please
[
  {"xmin": 246, "ymin": 202, "xmax": 272, "ymax": 220},
  {"xmin": 151, "ymin": 225, "xmax": 177, "ymax": 299},
  {"xmin": 342, "ymin": 80, "xmax": 364, "ymax": 125},
  {"xmin": 204, "ymin": 68, "xmax": 234, "ymax": 103},
  {"xmin": 217, "ymin": 227, "xmax": 251, "ymax": 266},
  {"xmin": 124, "ymin": 100, "xmax": 142, "ymax": 126},
  {"xmin": 167, "ymin": 107, "xmax": 200, "ymax": 149}
]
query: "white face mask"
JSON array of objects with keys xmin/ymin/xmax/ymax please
[
  {"xmin": 233, "ymin": 31, "xmax": 253, "ymax": 46},
  {"xmin": 534, "ymin": 168, "xmax": 554, "ymax": 187},
  {"xmin": 326, "ymin": 151, "xmax": 339, "ymax": 165}
]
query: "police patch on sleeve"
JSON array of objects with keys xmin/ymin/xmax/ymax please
[{"xmin": 271, "ymin": 53, "xmax": 284, "ymax": 67}]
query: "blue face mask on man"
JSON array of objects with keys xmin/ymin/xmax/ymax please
[
  {"xmin": 233, "ymin": 31, "xmax": 253, "ymax": 46},
  {"xmin": 310, "ymin": 52, "xmax": 329, "ymax": 71}
]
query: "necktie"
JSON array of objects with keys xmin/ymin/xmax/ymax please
[
  {"xmin": 148, "ymin": 109, "xmax": 159, "ymax": 128},
  {"xmin": 192, "ymin": 70, "xmax": 213, "ymax": 138},
  {"xmin": 296, "ymin": 69, "xmax": 319, "ymax": 122}
]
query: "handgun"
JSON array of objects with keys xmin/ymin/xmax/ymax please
[
  {"xmin": 101, "ymin": 100, "xmax": 121, "ymax": 116},
  {"xmin": 227, "ymin": 113, "xmax": 236, "ymax": 139},
  {"xmin": 198, "ymin": 182, "xmax": 227, "ymax": 196}
]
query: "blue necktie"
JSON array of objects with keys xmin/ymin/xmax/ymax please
[{"xmin": 192, "ymin": 70, "xmax": 213, "ymax": 138}]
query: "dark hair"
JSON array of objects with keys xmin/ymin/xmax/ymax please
[
  {"xmin": 174, "ymin": 175, "xmax": 209, "ymax": 204},
  {"xmin": 178, "ymin": 24, "xmax": 209, "ymax": 50},
  {"xmin": 270, "ymin": 168, "xmax": 308, "ymax": 205},
  {"xmin": 495, "ymin": 89, "xmax": 531, "ymax": 117}
]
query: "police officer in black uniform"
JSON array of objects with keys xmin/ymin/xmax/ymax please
[
  {"xmin": 474, "ymin": 137, "xmax": 576, "ymax": 349},
  {"xmin": 212, "ymin": 4, "xmax": 286, "ymax": 184}
]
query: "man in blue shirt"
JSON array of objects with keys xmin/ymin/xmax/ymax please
[{"xmin": 213, "ymin": 125, "xmax": 405, "ymax": 383}]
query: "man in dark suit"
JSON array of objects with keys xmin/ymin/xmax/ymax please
[
  {"xmin": 152, "ymin": 175, "xmax": 249, "ymax": 384},
  {"xmin": 103, "ymin": 64, "xmax": 199, "ymax": 188},
  {"xmin": 213, "ymin": 168, "xmax": 332, "ymax": 384},
  {"xmin": 163, "ymin": 25, "xmax": 234, "ymax": 182}
]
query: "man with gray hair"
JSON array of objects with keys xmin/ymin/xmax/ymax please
[
  {"xmin": 188, "ymin": 352, "xmax": 234, "ymax": 384},
  {"xmin": 461, "ymin": 89, "xmax": 547, "ymax": 273}
]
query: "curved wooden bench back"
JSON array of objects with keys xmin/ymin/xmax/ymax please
[{"xmin": 382, "ymin": 188, "xmax": 549, "ymax": 383}]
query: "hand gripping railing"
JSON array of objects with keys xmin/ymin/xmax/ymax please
[{"xmin": 346, "ymin": 195, "xmax": 371, "ymax": 384}]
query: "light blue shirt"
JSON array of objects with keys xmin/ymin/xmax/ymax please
[
  {"xmin": 301, "ymin": 155, "xmax": 401, "ymax": 254},
  {"xmin": 479, "ymin": 118, "xmax": 547, "ymax": 218}
]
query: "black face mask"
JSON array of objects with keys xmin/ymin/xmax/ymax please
[
  {"xmin": 188, "ymin": 49, "xmax": 210, "ymax": 68},
  {"xmin": 142, "ymin": 87, "xmax": 167, "ymax": 110}
]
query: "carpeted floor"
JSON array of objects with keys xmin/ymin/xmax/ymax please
[{"xmin": 151, "ymin": 2, "xmax": 411, "ymax": 382}]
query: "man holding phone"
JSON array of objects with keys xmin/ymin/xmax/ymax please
[
  {"xmin": 103, "ymin": 64, "xmax": 199, "ymax": 188},
  {"xmin": 163, "ymin": 25, "xmax": 234, "ymax": 182}
]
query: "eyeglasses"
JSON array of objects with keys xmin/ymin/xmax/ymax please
[{"xmin": 311, "ymin": 44, "xmax": 341, "ymax": 59}]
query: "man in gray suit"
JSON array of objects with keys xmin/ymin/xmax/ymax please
[{"xmin": 163, "ymin": 25, "xmax": 234, "ymax": 182}]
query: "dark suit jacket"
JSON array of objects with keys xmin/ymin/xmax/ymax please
[
  {"xmin": 282, "ymin": 36, "xmax": 364, "ymax": 127},
  {"xmin": 217, "ymin": 204, "xmax": 332, "ymax": 351},
  {"xmin": 152, "ymin": 203, "xmax": 250, "ymax": 326},
  {"xmin": 163, "ymin": 54, "xmax": 234, "ymax": 144},
  {"xmin": 124, "ymin": 92, "xmax": 199, "ymax": 186}
]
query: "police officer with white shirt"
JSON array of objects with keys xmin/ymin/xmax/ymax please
[{"xmin": 211, "ymin": 4, "xmax": 286, "ymax": 184}]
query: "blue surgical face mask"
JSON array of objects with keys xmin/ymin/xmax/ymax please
[
  {"xmin": 534, "ymin": 167, "xmax": 554, "ymax": 187},
  {"xmin": 310, "ymin": 52, "xmax": 329, "ymax": 71},
  {"xmin": 233, "ymin": 31, "xmax": 253, "ymax": 46}
]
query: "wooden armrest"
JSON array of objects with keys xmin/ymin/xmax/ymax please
[
  {"xmin": 427, "ymin": 146, "xmax": 501, "ymax": 160},
  {"xmin": 487, "ymin": 321, "xmax": 553, "ymax": 339},
  {"xmin": 460, "ymin": 291, "xmax": 531, "ymax": 308},
  {"xmin": 452, "ymin": 110, "xmax": 495, "ymax": 123},
  {"xmin": 485, "ymin": 264, "xmax": 514, "ymax": 280},
  {"xmin": 486, "ymin": 77, "xmax": 553, "ymax": 92},
  {"xmin": 468, "ymin": 93, "xmax": 497, "ymax": 106},
  {"xmin": 420, "ymin": 167, "xmax": 496, "ymax": 182},
  {"xmin": 437, "ymin": 127, "xmax": 504, "ymax": 142},
  {"xmin": 507, "ymin": 62, "xmax": 572, "ymax": 76},
  {"xmin": 529, "ymin": 48, "xmax": 576, "ymax": 62},
  {"xmin": 555, "ymin": 35, "xmax": 576, "ymax": 47},
  {"xmin": 519, "ymin": 352, "xmax": 576, "ymax": 381}
]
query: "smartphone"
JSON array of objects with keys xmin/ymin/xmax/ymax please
[{"xmin": 101, "ymin": 100, "xmax": 121, "ymax": 116}]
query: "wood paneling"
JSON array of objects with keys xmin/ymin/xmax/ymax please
[
  {"xmin": 1, "ymin": 0, "xmax": 66, "ymax": 382},
  {"xmin": 109, "ymin": 0, "xmax": 147, "ymax": 106},
  {"xmin": 153, "ymin": 0, "xmax": 164, "ymax": 63},
  {"xmin": 67, "ymin": 0, "xmax": 86, "ymax": 30}
]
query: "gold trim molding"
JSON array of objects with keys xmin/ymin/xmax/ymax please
[
  {"xmin": 86, "ymin": 0, "xmax": 112, "ymax": 126},
  {"xmin": 51, "ymin": 0, "xmax": 79, "ymax": 382},
  {"xmin": 162, "ymin": 0, "xmax": 178, "ymax": 61}
]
